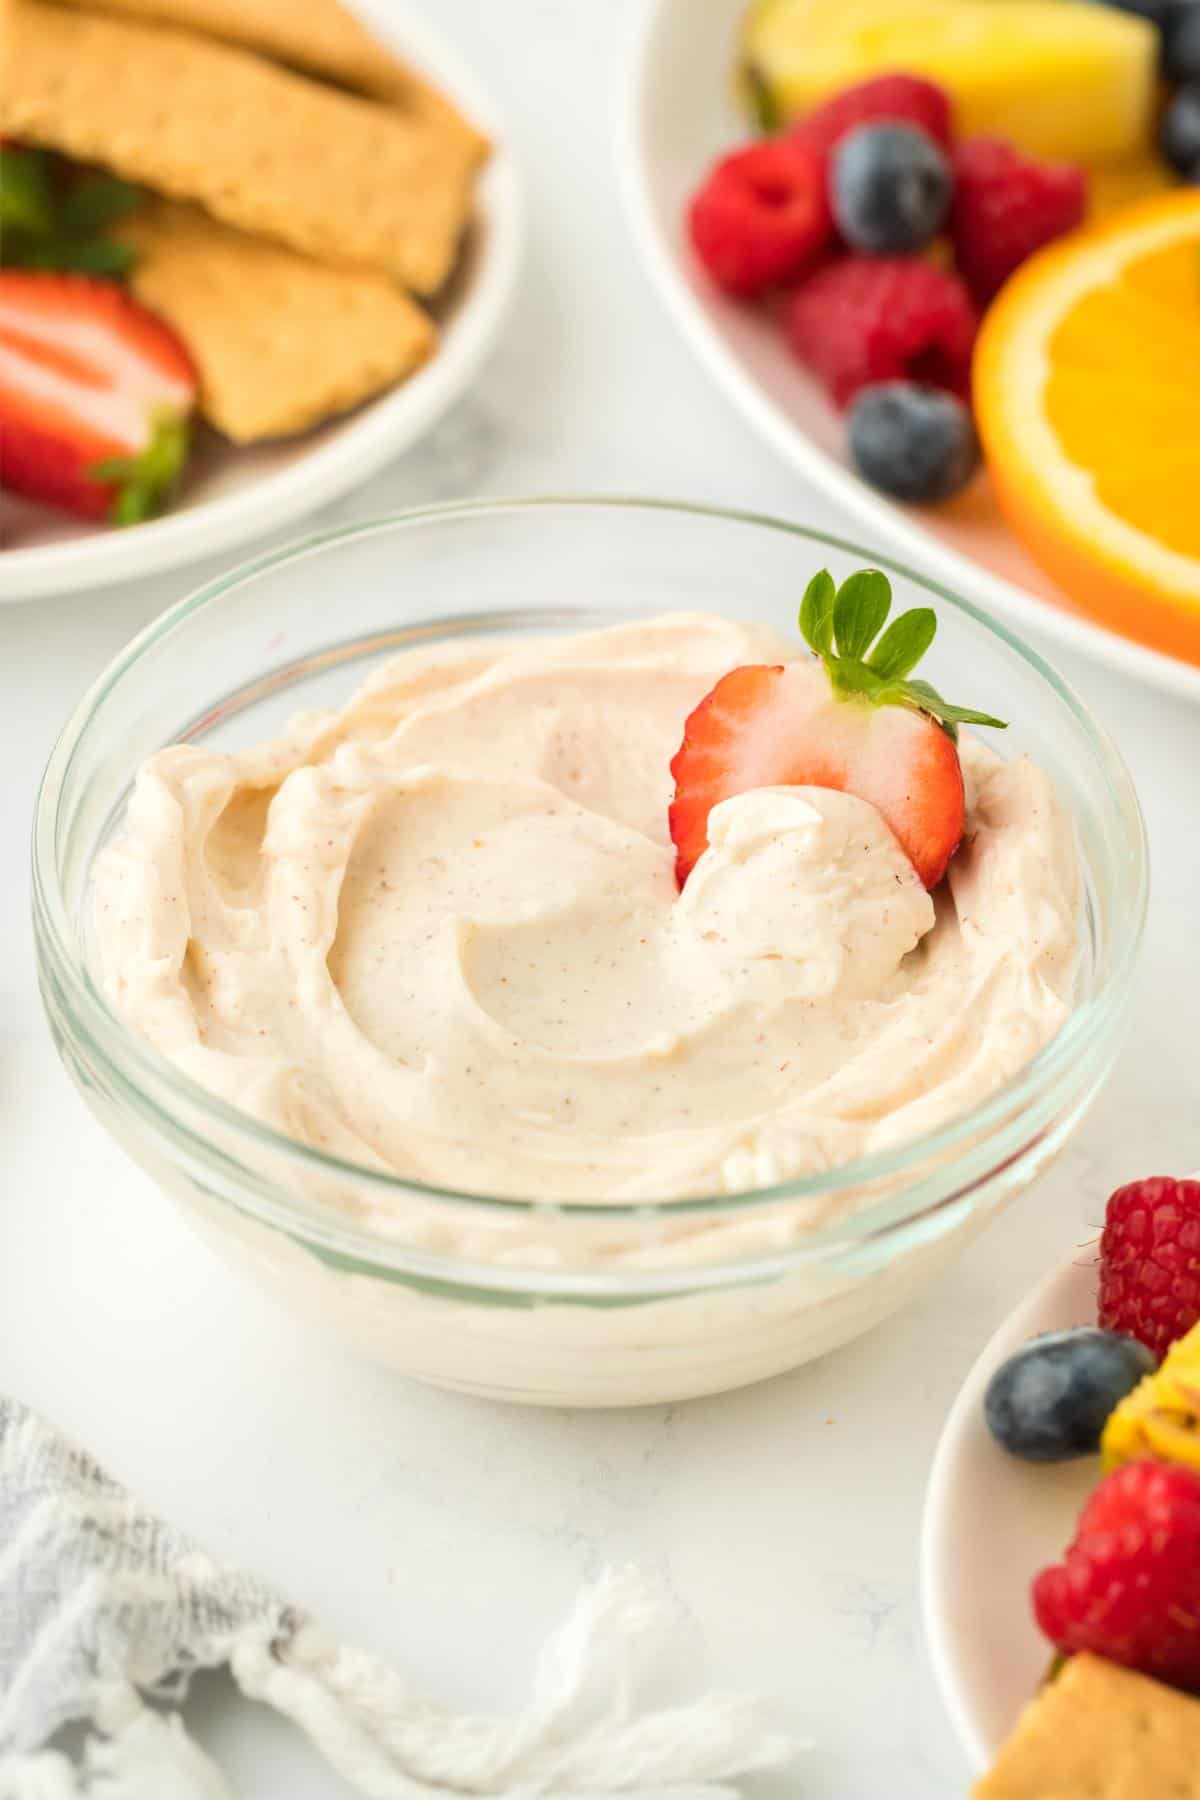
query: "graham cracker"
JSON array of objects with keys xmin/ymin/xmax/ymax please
[
  {"xmin": 42, "ymin": 0, "xmax": 488, "ymax": 150},
  {"xmin": 1, "ymin": 2, "xmax": 484, "ymax": 294},
  {"xmin": 974, "ymin": 1654, "xmax": 1200, "ymax": 1799},
  {"xmin": 120, "ymin": 202, "xmax": 435, "ymax": 442}
]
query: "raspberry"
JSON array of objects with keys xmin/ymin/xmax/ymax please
[
  {"xmin": 950, "ymin": 137, "xmax": 1088, "ymax": 305},
  {"xmin": 688, "ymin": 137, "xmax": 832, "ymax": 296},
  {"xmin": 785, "ymin": 257, "xmax": 977, "ymax": 409},
  {"xmin": 1098, "ymin": 1176, "xmax": 1200, "ymax": 1361},
  {"xmin": 1033, "ymin": 1460, "xmax": 1200, "ymax": 1690},
  {"xmin": 791, "ymin": 73, "xmax": 953, "ymax": 162}
]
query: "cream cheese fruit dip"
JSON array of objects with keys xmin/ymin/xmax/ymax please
[{"xmin": 93, "ymin": 588, "xmax": 1080, "ymax": 1219}]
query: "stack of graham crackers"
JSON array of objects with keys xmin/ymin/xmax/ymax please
[{"xmin": 0, "ymin": 0, "xmax": 490, "ymax": 440}]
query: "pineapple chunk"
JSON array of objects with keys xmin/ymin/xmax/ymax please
[
  {"xmin": 1102, "ymin": 1318, "xmax": 1200, "ymax": 1474},
  {"xmin": 741, "ymin": 0, "xmax": 1157, "ymax": 164}
]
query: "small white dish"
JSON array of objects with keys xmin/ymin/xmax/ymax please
[
  {"xmin": 0, "ymin": 4, "xmax": 523, "ymax": 604},
  {"xmin": 618, "ymin": 0, "xmax": 1200, "ymax": 704},
  {"xmin": 921, "ymin": 1247, "xmax": 1106, "ymax": 1771}
]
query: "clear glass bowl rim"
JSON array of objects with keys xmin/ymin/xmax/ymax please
[{"xmin": 33, "ymin": 496, "xmax": 1149, "ymax": 1270}]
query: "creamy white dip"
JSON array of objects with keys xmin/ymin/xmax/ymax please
[{"xmin": 94, "ymin": 614, "xmax": 1079, "ymax": 1205}]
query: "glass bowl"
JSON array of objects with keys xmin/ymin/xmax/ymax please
[{"xmin": 33, "ymin": 500, "xmax": 1147, "ymax": 1406}]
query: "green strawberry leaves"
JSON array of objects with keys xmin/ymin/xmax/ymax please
[
  {"xmin": 59, "ymin": 171, "xmax": 145, "ymax": 241},
  {"xmin": 869, "ymin": 607, "xmax": 937, "ymax": 680},
  {"xmin": 798, "ymin": 567, "xmax": 1007, "ymax": 742},
  {"xmin": 91, "ymin": 413, "xmax": 191, "ymax": 526},
  {"xmin": 1, "ymin": 145, "xmax": 143, "ymax": 277},
  {"xmin": 832, "ymin": 569, "xmax": 891, "ymax": 659},
  {"xmin": 798, "ymin": 568, "xmax": 835, "ymax": 656},
  {"xmin": 743, "ymin": 62, "xmax": 783, "ymax": 135},
  {"xmin": 1, "ymin": 145, "xmax": 55, "ymax": 239}
]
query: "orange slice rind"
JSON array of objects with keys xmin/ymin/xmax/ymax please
[{"xmin": 974, "ymin": 193, "xmax": 1200, "ymax": 665}]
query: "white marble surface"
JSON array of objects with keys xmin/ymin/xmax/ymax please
[{"xmin": 2, "ymin": 3, "xmax": 1198, "ymax": 1793}]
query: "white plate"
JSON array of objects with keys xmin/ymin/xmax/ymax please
[
  {"xmin": 618, "ymin": 0, "xmax": 1200, "ymax": 704},
  {"xmin": 921, "ymin": 1247, "xmax": 1108, "ymax": 1772},
  {"xmin": 0, "ymin": 4, "xmax": 523, "ymax": 603}
]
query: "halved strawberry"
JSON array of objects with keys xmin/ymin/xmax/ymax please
[
  {"xmin": 0, "ymin": 271, "xmax": 195, "ymax": 525},
  {"xmin": 669, "ymin": 568, "xmax": 1006, "ymax": 889}
]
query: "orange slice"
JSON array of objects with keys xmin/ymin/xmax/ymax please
[{"xmin": 974, "ymin": 192, "xmax": 1200, "ymax": 664}]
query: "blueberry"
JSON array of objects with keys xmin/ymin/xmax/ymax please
[
  {"xmin": 1162, "ymin": 85, "xmax": 1200, "ymax": 177},
  {"xmin": 1093, "ymin": 0, "xmax": 1190, "ymax": 66},
  {"xmin": 984, "ymin": 1327, "xmax": 1156, "ymax": 1463},
  {"xmin": 847, "ymin": 382, "xmax": 979, "ymax": 504},
  {"xmin": 831, "ymin": 123, "xmax": 952, "ymax": 255},
  {"xmin": 1164, "ymin": 3, "xmax": 1200, "ymax": 79},
  {"xmin": 1093, "ymin": 0, "xmax": 1184, "ymax": 29}
]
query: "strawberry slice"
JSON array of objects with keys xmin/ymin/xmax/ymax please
[
  {"xmin": 669, "ymin": 568, "xmax": 1006, "ymax": 889},
  {"xmin": 0, "ymin": 271, "xmax": 195, "ymax": 525}
]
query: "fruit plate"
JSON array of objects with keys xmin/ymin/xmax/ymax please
[
  {"xmin": 0, "ymin": 2, "xmax": 523, "ymax": 604},
  {"xmin": 618, "ymin": 0, "xmax": 1200, "ymax": 704},
  {"xmin": 921, "ymin": 1247, "xmax": 1110, "ymax": 1771}
]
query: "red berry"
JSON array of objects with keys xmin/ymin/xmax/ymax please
[
  {"xmin": 0, "ymin": 271, "xmax": 195, "ymax": 523},
  {"xmin": 668, "ymin": 659, "xmax": 965, "ymax": 890},
  {"xmin": 1098, "ymin": 1176, "xmax": 1200, "ymax": 1362},
  {"xmin": 950, "ymin": 136, "xmax": 1088, "ymax": 305},
  {"xmin": 688, "ymin": 137, "xmax": 832, "ymax": 297},
  {"xmin": 792, "ymin": 73, "xmax": 954, "ymax": 162},
  {"xmin": 1033, "ymin": 1460, "xmax": 1200, "ymax": 1691},
  {"xmin": 785, "ymin": 257, "xmax": 977, "ymax": 409}
]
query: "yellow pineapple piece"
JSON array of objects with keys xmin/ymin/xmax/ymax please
[
  {"xmin": 741, "ymin": 0, "xmax": 1158, "ymax": 164},
  {"xmin": 1102, "ymin": 1317, "xmax": 1200, "ymax": 1474}
]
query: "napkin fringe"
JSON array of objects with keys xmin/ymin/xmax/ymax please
[
  {"xmin": 230, "ymin": 1565, "xmax": 799, "ymax": 1796},
  {"xmin": 0, "ymin": 1570, "xmax": 801, "ymax": 1799},
  {"xmin": 0, "ymin": 1684, "xmax": 236, "ymax": 1800}
]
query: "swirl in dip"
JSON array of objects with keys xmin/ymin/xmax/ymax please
[{"xmin": 94, "ymin": 614, "xmax": 1079, "ymax": 1205}]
